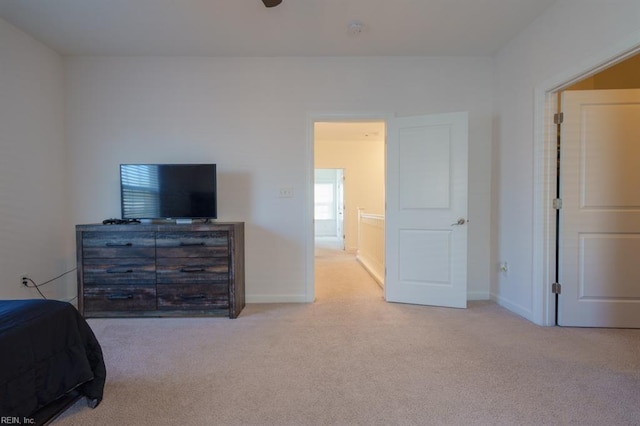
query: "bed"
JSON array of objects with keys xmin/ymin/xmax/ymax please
[{"xmin": 0, "ymin": 299, "xmax": 106, "ymax": 424}]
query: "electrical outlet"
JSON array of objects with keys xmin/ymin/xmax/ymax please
[
  {"xmin": 21, "ymin": 275, "xmax": 30, "ymax": 287},
  {"xmin": 278, "ymin": 187, "xmax": 293, "ymax": 198}
]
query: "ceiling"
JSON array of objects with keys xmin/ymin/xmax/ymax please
[
  {"xmin": 0, "ymin": 0, "xmax": 557, "ymax": 57},
  {"xmin": 0, "ymin": 1, "xmax": 557, "ymax": 141}
]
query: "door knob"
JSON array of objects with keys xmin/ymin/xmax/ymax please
[{"xmin": 451, "ymin": 218, "xmax": 467, "ymax": 226}]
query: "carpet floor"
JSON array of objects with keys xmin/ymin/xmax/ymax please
[{"xmin": 55, "ymin": 247, "xmax": 640, "ymax": 425}]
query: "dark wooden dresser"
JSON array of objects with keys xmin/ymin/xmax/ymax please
[{"xmin": 76, "ymin": 222, "xmax": 244, "ymax": 318}]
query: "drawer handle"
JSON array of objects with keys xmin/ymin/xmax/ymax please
[
  {"xmin": 180, "ymin": 267, "xmax": 206, "ymax": 273},
  {"xmin": 106, "ymin": 242, "xmax": 133, "ymax": 247},
  {"xmin": 106, "ymin": 269, "xmax": 133, "ymax": 274},
  {"xmin": 179, "ymin": 294, "xmax": 206, "ymax": 300},
  {"xmin": 107, "ymin": 293, "xmax": 134, "ymax": 300},
  {"xmin": 179, "ymin": 242, "xmax": 206, "ymax": 247}
]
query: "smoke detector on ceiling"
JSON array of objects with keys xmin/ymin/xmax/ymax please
[{"xmin": 347, "ymin": 20, "xmax": 364, "ymax": 35}]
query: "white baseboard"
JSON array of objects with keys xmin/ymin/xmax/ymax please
[
  {"xmin": 247, "ymin": 291, "xmax": 493, "ymax": 304},
  {"xmin": 467, "ymin": 291, "xmax": 490, "ymax": 301},
  {"xmin": 490, "ymin": 293, "xmax": 533, "ymax": 321},
  {"xmin": 356, "ymin": 256, "xmax": 384, "ymax": 288},
  {"xmin": 246, "ymin": 294, "xmax": 309, "ymax": 303}
]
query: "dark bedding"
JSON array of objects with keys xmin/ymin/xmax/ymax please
[{"xmin": 0, "ymin": 299, "xmax": 106, "ymax": 419}]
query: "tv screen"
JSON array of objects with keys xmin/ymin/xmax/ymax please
[{"xmin": 120, "ymin": 164, "xmax": 217, "ymax": 219}]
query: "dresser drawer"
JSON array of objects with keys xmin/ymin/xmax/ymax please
[
  {"xmin": 156, "ymin": 231, "xmax": 229, "ymax": 258},
  {"xmin": 83, "ymin": 258, "xmax": 156, "ymax": 285},
  {"xmin": 82, "ymin": 231, "xmax": 155, "ymax": 258},
  {"xmin": 157, "ymin": 283, "xmax": 229, "ymax": 310},
  {"xmin": 156, "ymin": 257, "xmax": 229, "ymax": 284},
  {"xmin": 84, "ymin": 285, "xmax": 156, "ymax": 312},
  {"xmin": 77, "ymin": 222, "xmax": 244, "ymax": 318}
]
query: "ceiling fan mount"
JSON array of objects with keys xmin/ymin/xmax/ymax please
[{"xmin": 262, "ymin": 0, "xmax": 282, "ymax": 7}]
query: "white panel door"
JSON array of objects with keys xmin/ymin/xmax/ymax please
[
  {"xmin": 560, "ymin": 89, "xmax": 640, "ymax": 327},
  {"xmin": 386, "ymin": 112, "xmax": 468, "ymax": 308}
]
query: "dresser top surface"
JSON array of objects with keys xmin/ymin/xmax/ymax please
[{"xmin": 77, "ymin": 222, "xmax": 244, "ymax": 232}]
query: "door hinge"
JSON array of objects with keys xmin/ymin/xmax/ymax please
[
  {"xmin": 553, "ymin": 198, "xmax": 563, "ymax": 209},
  {"xmin": 554, "ymin": 112, "xmax": 564, "ymax": 124},
  {"xmin": 552, "ymin": 282, "xmax": 562, "ymax": 294}
]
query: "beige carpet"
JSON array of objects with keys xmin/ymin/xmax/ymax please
[{"xmin": 56, "ymin": 247, "xmax": 640, "ymax": 425}]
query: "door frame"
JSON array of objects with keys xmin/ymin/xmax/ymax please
[
  {"xmin": 532, "ymin": 40, "xmax": 640, "ymax": 326},
  {"xmin": 305, "ymin": 112, "xmax": 392, "ymax": 302}
]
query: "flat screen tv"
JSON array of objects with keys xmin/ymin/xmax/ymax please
[{"xmin": 120, "ymin": 164, "xmax": 217, "ymax": 220}]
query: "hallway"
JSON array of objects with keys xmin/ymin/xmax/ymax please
[{"xmin": 314, "ymin": 245, "xmax": 383, "ymax": 303}]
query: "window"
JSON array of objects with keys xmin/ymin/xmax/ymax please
[{"xmin": 314, "ymin": 183, "xmax": 335, "ymax": 220}]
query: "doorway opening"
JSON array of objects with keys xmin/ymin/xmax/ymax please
[
  {"xmin": 535, "ymin": 47, "xmax": 640, "ymax": 327},
  {"xmin": 555, "ymin": 53, "xmax": 640, "ymax": 327},
  {"xmin": 312, "ymin": 120, "xmax": 386, "ymax": 300}
]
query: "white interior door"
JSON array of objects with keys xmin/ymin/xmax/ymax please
[
  {"xmin": 385, "ymin": 112, "xmax": 468, "ymax": 308},
  {"xmin": 559, "ymin": 89, "xmax": 640, "ymax": 327}
]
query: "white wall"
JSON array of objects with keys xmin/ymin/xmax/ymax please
[
  {"xmin": 4, "ymin": 0, "xmax": 636, "ymax": 318},
  {"xmin": 315, "ymin": 137, "xmax": 385, "ymax": 252},
  {"xmin": 0, "ymin": 18, "xmax": 71, "ymax": 300},
  {"xmin": 492, "ymin": 0, "xmax": 640, "ymax": 322},
  {"xmin": 65, "ymin": 56, "xmax": 494, "ymax": 302}
]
